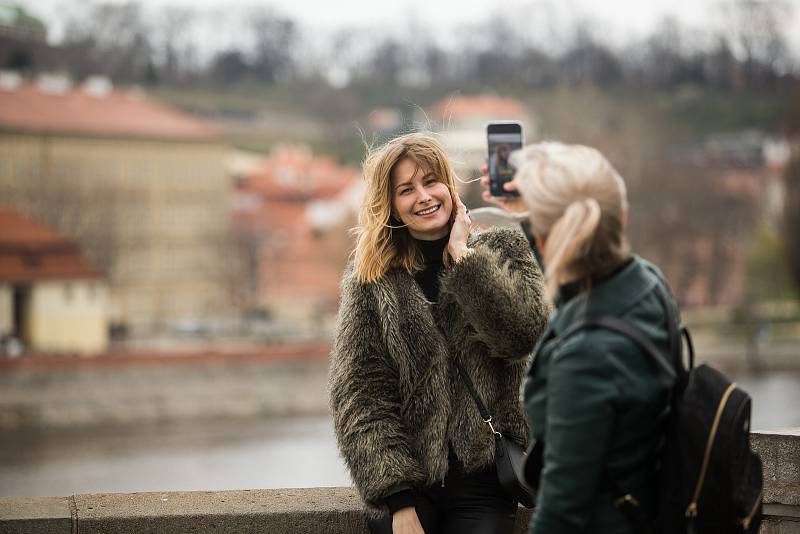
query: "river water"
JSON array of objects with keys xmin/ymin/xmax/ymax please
[{"xmin": 1, "ymin": 371, "xmax": 798, "ymax": 498}]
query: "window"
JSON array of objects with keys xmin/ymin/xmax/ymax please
[{"xmin": 63, "ymin": 283, "xmax": 74, "ymax": 302}]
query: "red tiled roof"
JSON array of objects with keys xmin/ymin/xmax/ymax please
[
  {"xmin": 244, "ymin": 145, "xmax": 359, "ymax": 200},
  {"xmin": 0, "ymin": 205, "xmax": 102, "ymax": 281},
  {"xmin": 430, "ymin": 95, "xmax": 526, "ymax": 121},
  {"xmin": 234, "ymin": 146, "xmax": 359, "ymax": 306},
  {"xmin": 0, "ymin": 205, "xmax": 63, "ymax": 245},
  {"xmin": 0, "ymin": 84, "xmax": 220, "ymax": 140}
]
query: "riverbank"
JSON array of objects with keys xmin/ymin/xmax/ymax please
[
  {"xmin": 0, "ymin": 338, "xmax": 797, "ymax": 431},
  {"xmin": 0, "ymin": 345, "xmax": 331, "ymax": 430}
]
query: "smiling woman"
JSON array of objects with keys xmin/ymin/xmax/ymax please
[
  {"xmin": 390, "ymin": 159, "xmax": 453, "ymax": 240},
  {"xmin": 328, "ymin": 132, "xmax": 550, "ymax": 534}
]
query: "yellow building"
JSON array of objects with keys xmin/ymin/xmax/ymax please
[
  {"xmin": 0, "ymin": 76, "xmax": 232, "ymax": 335},
  {"xmin": 0, "ymin": 206, "xmax": 108, "ymax": 354}
]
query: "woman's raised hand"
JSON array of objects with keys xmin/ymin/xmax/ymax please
[
  {"xmin": 448, "ymin": 192, "xmax": 473, "ymax": 263},
  {"xmin": 392, "ymin": 507, "xmax": 426, "ymax": 534},
  {"xmin": 479, "ymin": 163, "xmax": 528, "ymax": 214}
]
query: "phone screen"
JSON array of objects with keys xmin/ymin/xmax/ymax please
[{"xmin": 487, "ymin": 123, "xmax": 523, "ymax": 197}]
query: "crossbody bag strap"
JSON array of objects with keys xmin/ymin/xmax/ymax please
[{"xmin": 454, "ymin": 359, "xmax": 501, "ymax": 435}]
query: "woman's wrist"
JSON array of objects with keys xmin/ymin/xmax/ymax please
[{"xmin": 393, "ymin": 505, "xmax": 417, "ymax": 516}]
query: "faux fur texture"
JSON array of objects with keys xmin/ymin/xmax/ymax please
[{"xmin": 328, "ymin": 227, "xmax": 550, "ymax": 517}]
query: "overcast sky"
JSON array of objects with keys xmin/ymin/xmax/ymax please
[{"xmin": 19, "ymin": 0, "xmax": 800, "ymax": 54}]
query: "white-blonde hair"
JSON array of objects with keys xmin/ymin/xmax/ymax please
[{"xmin": 511, "ymin": 142, "xmax": 630, "ymax": 299}]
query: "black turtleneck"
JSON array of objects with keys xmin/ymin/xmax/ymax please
[
  {"xmin": 384, "ymin": 233, "xmax": 450, "ymax": 514},
  {"xmin": 413, "ymin": 234, "xmax": 450, "ymax": 303}
]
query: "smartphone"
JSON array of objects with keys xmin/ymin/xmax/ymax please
[{"xmin": 487, "ymin": 121, "xmax": 523, "ymax": 198}]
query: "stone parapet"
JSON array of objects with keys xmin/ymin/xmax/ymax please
[{"xmin": 1, "ymin": 431, "xmax": 798, "ymax": 533}]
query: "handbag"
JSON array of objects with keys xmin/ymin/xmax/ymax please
[{"xmin": 454, "ymin": 359, "xmax": 536, "ymax": 508}]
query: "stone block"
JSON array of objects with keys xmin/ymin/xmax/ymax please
[
  {"xmin": 0, "ymin": 496, "xmax": 71, "ymax": 534},
  {"xmin": 73, "ymin": 487, "xmax": 368, "ymax": 534},
  {"xmin": 752, "ymin": 430, "xmax": 800, "ymax": 507}
]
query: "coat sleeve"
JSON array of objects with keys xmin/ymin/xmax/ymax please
[
  {"xmin": 439, "ymin": 227, "xmax": 549, "ymax": 360},
  {"xmin": 528, "ymin": 338, "xmax": 618, "ymax": 534},
  {"xmin": 328, "ymin": 273, "xmax": 426, "ymax": 508}
]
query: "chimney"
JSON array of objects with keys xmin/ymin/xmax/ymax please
[
  {"xmin": 0, "ymin": 70, "xmax": 22, "ymax": 91},
  {"xmin": 82, "ymin": 75, "xmax": 113, "ymax": 98},
  {"xmin": 36, "ymin": 72, "xmax": 73, "ymax": 95}
]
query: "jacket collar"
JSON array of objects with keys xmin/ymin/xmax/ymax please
[{"xmin": 546, "ymin": 255, "xmax": 657, "ymax": 337}]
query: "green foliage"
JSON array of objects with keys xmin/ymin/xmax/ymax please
[
  {"xmin": 667, "ymin": 88, "xmax": 793, "ymax": 140},
  {"xmin": 744, "ymin": 221, "xmax": 798, "ymax": 303},
  {"xmin": 150, "ymin": 81, "xmax": 792, "ymax": 167}
]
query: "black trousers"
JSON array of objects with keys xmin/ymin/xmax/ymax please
[{"xmin": 368, "ymin": 461, "xmax": 517, "ymax": 534}]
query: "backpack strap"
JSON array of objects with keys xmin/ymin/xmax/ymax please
[
  {"xmin": 644, "ymin": 264, "xmax": 694, "ymax": 375},
  {"xmin": 546, "ymin": 272, "xmax": 686, "ymax": 534},
  {"xmin": 559, "ymin": 315, "xmax": 675, "ymax": 379}
]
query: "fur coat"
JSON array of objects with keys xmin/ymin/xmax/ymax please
[{"xmin": 328, "ymin": 227, "xmax": 549, "ymax": 516}]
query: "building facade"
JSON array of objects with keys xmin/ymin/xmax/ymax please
[
  {"xmin": 234, "ymin": 145, "xmax": 360, "ymax": 336},
  {"xmin": 0, "ymin": 206, "xmax": 108, "ymax": 354},
  {"xmin": 0, "ymin": 78, "xmax": 232, "ymax": 335}
]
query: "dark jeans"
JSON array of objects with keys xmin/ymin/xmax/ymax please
[{"xmin": 368, "ymin": 462, "xmax": 517, "ymax": 534}]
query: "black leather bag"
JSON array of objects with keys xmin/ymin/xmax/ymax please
[
  {"xmin": 455, "ymin": 360, "xmax": 536, "ymax": 508},
  {"xmin": 494, "ymin": 433, "xmax": 536, "ymax": 508}
]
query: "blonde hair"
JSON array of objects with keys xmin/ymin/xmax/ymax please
[
  {"xmin": 353, "ymin": 132, "xmax": 458, "ymax": 283},
  {"xmin": 510, "ymin": 142, "xmax": 630, "ymax": 299}
]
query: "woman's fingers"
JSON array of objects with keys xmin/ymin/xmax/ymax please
[
  {"xmin": 458, "ymin": 196, "xmax": 472, "ymax": 225},
  {"xmin": 503, "ymin": 178, "xmax": 520, "ymax": 193},
  {"xmin": 454, "ymin": 193, "xmax": 466, "ymax": 215},
  {"xmin": 482, "ymin": 190, "xmax": 505, "ymax": 207}
]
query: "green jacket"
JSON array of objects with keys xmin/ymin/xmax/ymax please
[{"xmin": 523, "ymin": 256, "xmax": 678, "ymax": 534}]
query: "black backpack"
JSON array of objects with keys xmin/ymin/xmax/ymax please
[{"xmin": 560, "ymin": 283, "xmax": 763, "ymax": 534}]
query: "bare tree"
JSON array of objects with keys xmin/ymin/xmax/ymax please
[
  {"xmin": 213, "ymin": 221, "xmax": 265, "ymax": 318},
  {"xmin": 61, "ymin": 1, "xmax": 153, "ymax": 83},
  {"xmin": 719, "ymin": 0, "xmax": 793, "ymax": 88},
  {"xmin": 4, "ymin": 174, "xmax": 126, "ymax": 277},
  {"xmin": 247, "ymin": 7, "xmax": 297, "ymax": 83},
  {"xmin": 155, "ymin": 6, "xmax": 198, "ymax": 84},
  {"xmin": 210, "ymin": 49, "xmax": 250, "ymax": 85},
  {"xmin": 367, "ymin": 39, "xmax": 403, "ymax": 86},
  {"xmin": 784, "ymin": 150, "xmax": 800, "ymax": 293}
]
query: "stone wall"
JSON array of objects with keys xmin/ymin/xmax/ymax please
[{"xmin": 1, "ymin": 431, "xmax": 798, "ymax": 534}]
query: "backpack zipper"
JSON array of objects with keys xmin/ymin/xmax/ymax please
[
  {"xmin": 685, "ymin": 382, "xmax": 738, "ymax": 518},
  {"xmin": 739, "ymin": 489, "xmax": 762, "ymax": 530}
]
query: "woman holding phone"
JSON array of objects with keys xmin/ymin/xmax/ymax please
[
  {"xmin": 482, "ymin": 142, "xmax": 677, "ymax": 534},
  {"xmin": 329, "ymin": 132, "xmax": 549, "ymax": 534}
]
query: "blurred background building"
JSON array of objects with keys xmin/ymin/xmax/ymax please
[
  {"xmin": 232, "ymin": 145, "xmax": 360, "ymax": 338},
  {"xmin": 0, "ymin": 205, "xmax": 108, "ymax": 354},
  {"xmin": 0, "ymin": 74, "xmax": 231, "ymax": 337},
  {"xmin": 0, "ymin": 0, "xmax": 798, "ymax": 500}
]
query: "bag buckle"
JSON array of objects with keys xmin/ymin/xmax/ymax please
[
  {"xmin": 614, "ymin": 494, "xmax": 640, "ymax": 508},
  {"xmin": 483, "ymin": 416, "xmax": 502, "ymax": 437}
]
